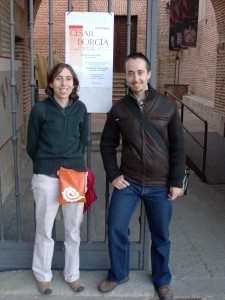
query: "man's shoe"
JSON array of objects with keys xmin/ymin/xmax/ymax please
[
  {"xmin": 68, "ymin": 279, "xmax": 85, "ymax": 292},
  {"xmin": 37, "ymin": 281, "xmax": 52, "ymax": 295},
  {"xmin": 98, "ymin": 277, "xmax": 129, "ymax": 293},
  {"xmin": 157, "ymin": 284, "xmax": 173, "ymax": 300}
]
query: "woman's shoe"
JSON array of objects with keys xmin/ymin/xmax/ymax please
[
  {"xmin": 37, "ymin": 281, "xmax": 52, "ymax": 295},
  {"xmin": 68, "ymin": 278, "xmax": 85, "ymax": 292}
]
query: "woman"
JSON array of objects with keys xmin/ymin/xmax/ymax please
[{"xmin": 27, "ymin": 63, "xmax": 88, "ymax": 295}]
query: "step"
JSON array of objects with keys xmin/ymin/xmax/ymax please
[
  {"xmin": 0, "ymin": 270, "xmax": 155, "ymax": 299},
  {"xmin": 1, "ymin": 270, "xmax": 224, "ymax": 299}
]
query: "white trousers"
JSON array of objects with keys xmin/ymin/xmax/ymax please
[{"xmin": 31, "ymin": 174, "xmax": 84, "ymax": 283}]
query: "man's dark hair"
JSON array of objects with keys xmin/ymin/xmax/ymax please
[{"xmin": 124, "ymin": 52, "xmax": 151, "ymax": 72}]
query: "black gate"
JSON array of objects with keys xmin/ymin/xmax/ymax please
[
  {"xmin": 0, "ymin": 0, "xmax": 157, "ymax": 271},
  {"xmin": 0, "ymin": 149, "xmax": 150, "ymax": 271}
]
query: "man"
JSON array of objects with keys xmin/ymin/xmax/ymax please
[{"xmin": 98, "ymin": 53, "xmax": 186, "ymax": 300}]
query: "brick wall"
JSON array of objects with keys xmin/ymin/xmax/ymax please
[
  {"xmin": 180, "ymin": 0, "xmax": 218, "ymax": 99},
  {"xmin": 34, "ymin": 0, "xmax": 147, "ymax": 63},
  {"xmin": 33, "ymin": 0, "xmax": 225, "ymax": 127},
  {"xmin": 0, "ymin": 0, "xmax": 10, "ymax": 57},
  {"xmin": 157, "ymin": 0, "xmax": 218, "ymax": 102}
]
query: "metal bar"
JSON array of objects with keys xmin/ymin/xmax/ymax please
[
  {"xmin": 104, "ymin": 176, "xmax": 110, "ymax": 242},
  {"xmin": 125, "ymin": 0, "xmax": 132, "ymax": 94},
  {"xmin": 146, "ymin": 0, "xmax": 152, "ymax": 59},
  {"xmin": 139, "ymin": 201, "xmax": 146, "ymax": 269},
  {"xmin": 165, "ymin": 90, "xmax": 207, "ymax": 122},
  {"xmin": 86, "ymin": 0, "xmax": 93, "ymax": 243},
  {"xmin": 185, "ymin": 155, "xmax": 204, "ymax": 180},
  {"xmin": 202, "ymin": 121, "xmax": 208, "ymax": 181},
  {"xmin": 165, "ymin": 90, "xmax": 208, "ymax": 182},
  {"xmin": 48, "ymin": 0, "xmax": 55, "ymax": 240},
  {"xmin": 88, "ymin": 0, "xmax": 92, "ymax": 12},
  {"xmin": 146, "ymin": 0, "xmax": 158, "ymax": 88},
  {"xmin": 180, "ymin": 102, "xmax": 184, "ymax": 123},
  {"xmin": 126, "ymin": 0, "xmax": 131, "ymax": 56},
  {"xmin": 29, "ymin": 0, "xmax": 36, "ymax": 107},
  {"xmin": 86, "ymin": 114, "xmax": 92, "ymax": 242},
  {"xmin": 68, "ymin": 0, "xmax": 73, "ymax": 11},
  {"xmin": 49, "ymin": 0, "xmax": 54, "ymax": 70},
  {"xmin": 108, "ymin": 0, "xmax": 112, "ymax": 13},
  {"xmin": 86, "ymin": 115, "xmax": 92, "ymax": 169},
  {"xmin": 176, "ymin": 51, "xmax": 180, "ymax": 84},
  {"xmin": 29, "ymin": 0, "xmax": 36, "ymax": 239},
  {"xmin": 0, "ymin": 167, "xmax": 4, "ymax": 240},
  {"xmin": 141, "ymin": 0, "xmax": 156, "ymax": 259},
  {"xmin": 10, "ymin": 0, "xmax": 21, "ymax": 241},
  {"xmin": 184, "ymin": 127, "xmax": 205, "ymax": 148},
  {"xmin": 174, "ymin": 57, "xmax": 176, "ymax": 84}
]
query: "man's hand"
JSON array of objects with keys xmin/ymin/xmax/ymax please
[
  {"xmin": 168, "ymin": 187, "xmax": 183, "ymax": 201},
  {"xmin": 112, "ymin": 175, "xmax": 130, "ymax": 190}
]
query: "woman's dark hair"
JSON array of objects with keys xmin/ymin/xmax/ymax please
[
  {"xmin": 124, "ymin": 52, "xmax": 151, "ymax": 72},
  {"xmin": 45, "ymin": 63, "xmax": 79, "ymax": 100}
]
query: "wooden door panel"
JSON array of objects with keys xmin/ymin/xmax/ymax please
[{"xmin": 114, "ymin": 16, "xmax": 137, "ymax": 73}]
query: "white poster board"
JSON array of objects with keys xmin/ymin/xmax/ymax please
[
  {"xmin": 0, "ymin": 58, "xmax": 23, "ymax": 148},
  {"xmin": 65, "ymin": 12, "xmax": 114, "ymax": 113}
]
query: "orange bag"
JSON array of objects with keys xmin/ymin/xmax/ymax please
[{"xmin": 57, "ymin": 167, "xmax": 87, "ymax": 205}]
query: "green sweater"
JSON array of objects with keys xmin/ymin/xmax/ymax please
[{"xmin": 27, "ymin": 97, "xmax": 88, "ymax": 175}]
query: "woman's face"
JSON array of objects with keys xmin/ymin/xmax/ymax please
[{"xmin": 50, "ymin": 67, "xmax": 74, "ymax": 106}]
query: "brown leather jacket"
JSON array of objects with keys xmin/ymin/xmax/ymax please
[{"xmin": 100, "ymin": 85, "xmax": 186, "ymax": 188}]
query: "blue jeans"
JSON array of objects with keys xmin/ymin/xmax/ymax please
[{"xmin": 107, "ymin": 180, "xmax": 172, "ymax": 288}]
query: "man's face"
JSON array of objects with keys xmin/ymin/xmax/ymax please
[{"xmin": 125, "ymin": 58, "xmax": 151, "ymax": 99}]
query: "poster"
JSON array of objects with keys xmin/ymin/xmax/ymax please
[
  {"xmin": 65, "ymin": 12, "xmax": 114, "ymax": 113},
  {"xmin": 169, "ymin": 0, "xmax": 183, "ymax": 51},
  {"xmin": 181, "ymin": 0, "xmax": 199, "ymax": 47},
  {"xmin": 169, "ymin": 0, "xmax": 199, "ymax": 50}
]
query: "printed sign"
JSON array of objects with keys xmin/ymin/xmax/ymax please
[
  {"xmin": 66, "ymin": 12, "xmax": 114, "ymax": 113},
  {"xmin": 169, "ymin": 0, "xmax": 199, "ymax": 50}
]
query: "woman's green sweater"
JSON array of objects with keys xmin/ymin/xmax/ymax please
[{"xmin": 26, "ymin": 97, "xmax": 88, "ymax": 175}]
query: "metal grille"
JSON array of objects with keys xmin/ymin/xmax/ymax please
[{"xmin": 0, "ymin": 0, "xmax": 157, "ymax": 271}]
